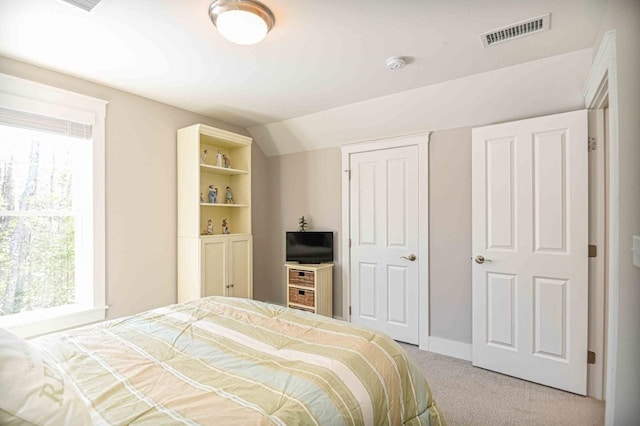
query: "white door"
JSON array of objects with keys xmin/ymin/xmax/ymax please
[
  {"xmin": 350, "ymin": 145, "xmax": 419, "ymax": 344},
  {"xmin": 471, "ymin": 110, "xmax": 588, "ymax": 394}
]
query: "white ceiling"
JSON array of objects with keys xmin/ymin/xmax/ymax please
[
  {"xmin": 250, "ymin": 48, "xmax": 593, "ymax": 156},
  {"xmin": 0, "ymin": 0, "xmax": 606, "ymax": 130}
]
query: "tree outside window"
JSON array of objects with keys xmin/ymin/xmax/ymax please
[{"xmin": 0, "ymin": 126, "xmax": 82, "ymax": 316}]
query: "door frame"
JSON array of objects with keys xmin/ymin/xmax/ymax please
[
  {"xmin": 584, "ymin": 30, "xmax": 619, "ymax": 423},
  {"xmin": 341, "ymin": 132, "xmax": 431, "ymax": 349},
  {"xmin": 587, "ymin": 109, "xmax": 606, "ymax": 400}
]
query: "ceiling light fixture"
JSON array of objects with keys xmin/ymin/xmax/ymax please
[{"xmin": 209, "ymin": 0, "xmax": 275, "ymax": 46}]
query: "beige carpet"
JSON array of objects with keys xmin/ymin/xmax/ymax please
[{"xmin": 399, "ymin": 343, "xmax": 605, "ymax": 426}]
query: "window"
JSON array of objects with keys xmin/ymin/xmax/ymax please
[{"xmin": 0, "ymin": 73, "xmax": 107, "ymax": 337}]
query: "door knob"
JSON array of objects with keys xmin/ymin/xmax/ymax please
[
  {"xmin": 401, "ymin": 254, "xmax": 417, "ymax": 261},
  {"xmin": 474, "ymin": 255, "xmax": 493, "ymax": 264}
]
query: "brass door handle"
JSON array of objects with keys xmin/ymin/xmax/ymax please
[
  {"xmin": 474, "ymin": 255, "xmax": 493, "ymax": 264},
  {"xmin": 401, "ymin": 254, "xmax": 417, "ymax": 261}
]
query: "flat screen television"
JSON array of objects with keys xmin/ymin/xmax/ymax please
[{"xmin": 286, "ymin": 231, "xmax": 333, "ymax": 264}]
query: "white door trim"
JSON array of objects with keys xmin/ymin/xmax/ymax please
[
  {"xmin": 584, "ymin": 30, "xmax": 619, "ymax": 424},
  {"xmin": 341, "ymin": 132, "xmax": 431, "ymax": 349}
]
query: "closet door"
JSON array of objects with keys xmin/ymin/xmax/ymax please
[{"xmin": 349, "ymin": 144, "xmax": 420, "ymax": 344}]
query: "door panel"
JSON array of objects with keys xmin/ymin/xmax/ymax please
[
  {"xmin": 472, "ymin": 110, "xmax": 588, "ymax": 395},
  {"xmin": 486, "ymin": 138, "xmax": 516, "ymax": 250},
  {"xmin": 202, "ymin": 238, "xmax": 227, "ymax": 297},
  {"xmin": 486, "ymin": 272, "xmax": 517, "ymax": 349},
  {"xmin": 350, "ymin": 145, "xmax": 419, "ymax": 344},
  {"xmin": 533, "ymin": 130, "xmax": 568, "ymax": 252},
  {"xmin": 359, "ymin": 262, "xmax": 377, "ymax": 319},
  {"xmin": 387, "ymin": 158, "xmax": 408, "ymax": 247},
  {"xmin": 533, "ymin": 277, "xmax": 568, "ymax": 359},
  {"xmin": 358, "ymin": 162, "xmax": 377, "ymax": 245},
  {"xmin": 229, "ymin": 236, "xmax": 252, "ymax": 299},
  {"xmin": 387, "ymin": 265, "xmax": 408, "ymax": 325}
]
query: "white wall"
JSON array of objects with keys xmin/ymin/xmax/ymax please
[
  {"xmin": 261, "ymin": 148, "xmax": 343, "ymax": 313},
  {"xmin": 250, "ymin": 141, "xmax": 272, "ymax": 303},
  {"xmin": 429, "ymin": 127, "xmax": 473, "ymax": 343},
  {"xmin": 0, "ymin": 55, "xmax": 250, "ymax": 320},
  {"xmin": 592, "ymin": 1, "xmax": 640, "ymax": 424}
]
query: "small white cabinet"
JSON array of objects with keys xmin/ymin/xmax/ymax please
[
  {"xmin": 286, "ymin": 263, "xmax": 333, "ymax": 317},
  {"xmin": 200, "ymin": 235, "xmax": 252, "ymax": 299}
]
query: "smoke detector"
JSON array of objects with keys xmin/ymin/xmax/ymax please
[
  {"xmin": 386, "ymin": 56, "xmax": 406, "ymax": 71},
  {"xmin": 481, "ymin": 13, "xmax": 551, "ymax": 47}
]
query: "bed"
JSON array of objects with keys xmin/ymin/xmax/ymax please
[{"xmin": 0, "ymin": 297, "xmax": 444, "ymax": 425}]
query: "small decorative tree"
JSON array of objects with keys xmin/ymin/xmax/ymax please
[{"xmin": 297, "ymin": 216, "xmax": 308, "ymax": 232}]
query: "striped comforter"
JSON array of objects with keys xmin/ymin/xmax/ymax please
[{"xmin": 33, "ymin": 297, "xmax": 444, "ymax": 425}]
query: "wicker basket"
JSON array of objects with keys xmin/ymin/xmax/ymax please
[
  {"xmin": 289, "ymin": 269, "xmax": 315, "ymax": 287},
  {"xmin": 289, "ymin": 305, "xmax": 315, "ymax": 313},
  {"xmin": 289, "ymin": 287, "xmax": 315, "ymax": 307}
]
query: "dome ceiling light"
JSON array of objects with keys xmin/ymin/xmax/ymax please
[{"xmin": 209, "ymin": 0, "xmax": 275, "ymax": 46}]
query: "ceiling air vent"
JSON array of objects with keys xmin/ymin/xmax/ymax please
[
  {"xmin": 481, "ymin": 13, "xmax": 551, "ymax": 48},
  {"xmin": 58, "ymin": 0, "xmax": 102, "ymax": 12}
]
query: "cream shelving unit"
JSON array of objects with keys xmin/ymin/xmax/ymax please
[
  {"xmin": 177, "ymin": 124, "xmax": 252, "ymax": 303},
  {"xmin": 285, "ymin": 263, "xmax": 333, "ymax": 317}
]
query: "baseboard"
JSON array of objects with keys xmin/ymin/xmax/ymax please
[{"xmin": 427, "ymin": 336, "xmax": 472, "ymax": 361}]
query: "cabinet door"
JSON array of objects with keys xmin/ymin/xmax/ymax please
[
  {"xmin": 229, "ymin": 236, "xmax": 252, "ymax": 299},
  {"xmin": 202, "ymin": 238, "xmax": 227, "ymax": 297}
]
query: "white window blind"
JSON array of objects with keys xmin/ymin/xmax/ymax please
[{"xmin": 0, "ymin": 106, "xmax": 92, "ymax": 140}]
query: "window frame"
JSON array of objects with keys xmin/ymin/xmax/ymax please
[{"xmin": 0, "ymin": 72, "xmax": 107, "ymax": 337}]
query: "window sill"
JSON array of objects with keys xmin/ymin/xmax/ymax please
[{"xmin": 0, "ymin": 305, "xmax": 108, "ymax": 338}]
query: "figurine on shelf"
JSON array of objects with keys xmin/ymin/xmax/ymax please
[
  {"xmin": 208, "ymin": 185, "xmax": 218, "ymax": 204},
  {"xmin": 216, "ymin": 150, "xmax": 223, "ymax": 167},
  {"xmin": 225, "ymin": 186, "xmax": 234, "ymax": 204},
  {"xmin": 205, "ymin": 219, "xmax": 214, "ymax": 235},
  {"xmin": 200, "ymin": 192, "xmax": 205, "ymax": 203},
  {"xmin": 222, "ymin": 218, "xmax": 230, "ymax": 234},
  {"xmin": 200, "ymin": 149, "xmax": 207, "ymax": 164},
  {"xmin": 223, "ymin": 154, "xmax": 231, "ymax": 168}
]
